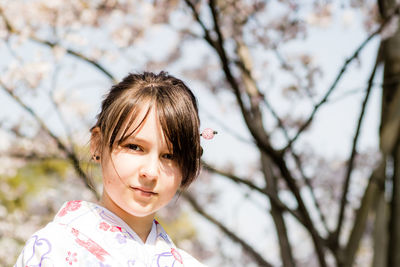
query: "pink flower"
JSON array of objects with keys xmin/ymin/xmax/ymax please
[
  {"xmin": 58, "ymin": 201, "xmax": 82, "ymax": 217},
  {"xmin": 110, "ymin": 226, "xmax": 122, "ymax": 232},
  {"xmin": 67, "ymin": 201, "xmax": 82, "ymax": 211},
  {"xmin": 99, "ymin": 222, "xmax": 110, "ymax": 231},
  {"xmin": 71, "ymin": 228, "xmax": 79, "ymax": 237},
  {"xmin": 65, "ymin": 251, "xmax": 78, "ymax": 265}
]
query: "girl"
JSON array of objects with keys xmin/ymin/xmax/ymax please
[{"xmin": 15, "ymin": 72, "xmax": 206, "ymax": 266}]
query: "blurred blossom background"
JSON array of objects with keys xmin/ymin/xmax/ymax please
[{"xmin": 0, "ymin": 0, "xmax": 399, "ymax": 266}]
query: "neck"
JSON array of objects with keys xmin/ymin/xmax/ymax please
[{"xmin": 100, "ymin": 190, "xmax": 155, "ymax": 243}]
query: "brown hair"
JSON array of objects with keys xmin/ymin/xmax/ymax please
[{"xmin": 91, "ymin": 71, "xmax": 201, "ymax": 187}]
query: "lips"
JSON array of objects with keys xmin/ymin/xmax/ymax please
[{"xmin": 130, "ymin": 186, "xmax": 156, "ymax": 196}]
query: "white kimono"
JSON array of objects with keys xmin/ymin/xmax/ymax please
[{"xmin": 15, "ymin": 200, "xmax": 205, "ymax": 267}]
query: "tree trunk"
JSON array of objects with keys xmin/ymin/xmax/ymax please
[
  {"xmin": 372, "ymin": 193, "xmax": 389, "ymax": 267},
  {"xmin": 388, "ymin": 143, "xmax": 400, "ymax": 266},
  {"xmin": 378, "ymin": 1, "xmax": 400, "ymax": 266},
  {"xmin": 261, "ymin": 152, "xmax": 295, "ymax": 267},
  {"xmin": 372, "ymin": 161, "xmax": 388, "ymax": 267},
  {"xmin": 343, "ymin": 162, "xmax": 385, "ymax": 267}
]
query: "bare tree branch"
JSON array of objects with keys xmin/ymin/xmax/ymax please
[
  {"xmin": 32, "ymin": 37, "xmax": 116, "ymax": 82},
  {"xmin": 199, "ymin": 102, "xmax": 252, "ymax": 144},
  {"xmin": 285, "ymin": 4, "xmax": 400, "ymax": 150},
  {"xmin": 233, "ymin": 52, "xmax": 291, "ymax": 141},
  {"xmin": 235, "ymin": 35, "xmax": 327, "ymax": 265},
  {"xmin": 0, "ymin": 6, "xmax": 121, "ymax": 201},
  {"xmin": 183, "ymin": 192, "xmax": 274, "ymax": 267},
  {"xmin": 235, "ymin": 39, "xmax": 330, "ymax": 237},
  {"xmin": 290, "ymin": 149, "xmax": 331, "ymax": 234},
  {"xmin": 184, "ymin": 0, "xmax": 275, "ymax": 157},
  {"xmin": 0, "ymin": 8, "xmax": 116, "ymax": 83},
  {"xmin": 183, "ymin": 0, "xmax": 217, "ymax": 49},
  {"xmin": 272, "ymin": 49, "xmax": 315, "ymax": 101},
  {"xmin": 0, "ymin": 80, "xmax": 100, "ymax": 199},
  {"xmin": 202, "ymin": 161, "xmax": 305, "ymax": 224},
  {"xmin": 235, "ymin": 38, "xmax": 331, "ymax": 236},
  {"xmin": 4, "ymin": 151, "xmax": 64, "ymax": 161},
  {"xmin": 334, "ymin": 48, "xmax": 380, "ymax": 247}
]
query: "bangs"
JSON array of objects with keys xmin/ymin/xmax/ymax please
[
  {"xmin": 155, "ymin": 87, "xmax": 200, "ymax": 186},
  {"xmin": 157, "ymin": 102, "xmax": 180, "ymax": 156},
  {"xmin": 106, "ymin": 96, "xmax": 151, "ymax": 150},
  {"xmin": 114, "ymin": 105, "xmax": 151, "ymax": 147}
]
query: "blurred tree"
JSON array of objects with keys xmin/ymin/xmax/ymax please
[
  {"xmin": 374, "ymin": 1, "xmax": 400, "ymax": 266},
  {"xmin": 0, "ymin": 0, "xmax": 399, "ymax": 266}
]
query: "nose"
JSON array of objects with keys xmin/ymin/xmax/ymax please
[{"xmin": 139, "ymin": 154, "xmax": 159, "ymax": 181}]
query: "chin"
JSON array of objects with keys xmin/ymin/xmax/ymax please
[{"xmin": 126, "ymin": 207, "xmax": 157, "ymax": 218}]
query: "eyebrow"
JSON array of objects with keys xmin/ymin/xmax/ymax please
[{"xmin": 124, "ymin": 136, "xmax": 151, "ymax": 144}]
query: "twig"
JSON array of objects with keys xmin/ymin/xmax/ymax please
[
  {"xmin": 199, "ymin": 102, "xmax": 252, "ymax": 144},
  {"xmin": 0, "ymin": 79, "xmax": 100, "ymax": 199},
  {"xmin": 273, "ymin": 49, "xmax": 316, "ymax": 102},
  {"xmin": 290, "ymin": 150, "xmax": 331, "ymax": 234},
  {"xmin": 183, "ymin": 192, "xmax": 274, "ymax": 267},
  {"xmin": 202, "ymin": 161, "xmax": 305, "ymax": 224},
  {"xmin": 32, "ymin": 37, "xmax": 116, "ymax": 82},
  {"xmin": 233, "ymin": 53, "xmax": 291, "ymax": 141},
  {"xmin": 183, "ymin": 0, "xmax": 216, "ymax": 48},
  {"xmin": 48, "ymin": 64, "xmax": 75, "ymax": 149},
  {"xmin": 4, "ymin": 152, "xmax": 64, "ymax": 161},
  {"xmin": 334, "ymin": 47, "xmax": 380, "ymax": 245},
  {"xmin": 0, "ymin": 9, "xmax": 116, "ymax": 83}
]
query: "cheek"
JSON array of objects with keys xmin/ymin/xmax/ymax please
[
  {"xmin": 102, "ymin": 164, "xmax": 117, "ymax": 186},
  {"xmin": 175, "ymin": 173, "xmax": 183, "ymax": 188},
  {"xmin": 175, "ymin": 167, "xmax": 183, "ymax": 186},
  {"xmin": 163, "ymin": 163, "xmax": 182, "ymax": 182},
  {"xmin": 159, "ymin": 167, "xmax": 181, "ymax": 193},
  {"xmin": 168, "ymin": 170, "xmax": 183, "ymax": 192},
  {"xmin": 105, "ymin": 154, "xmax": 136, "ymax": 180}
]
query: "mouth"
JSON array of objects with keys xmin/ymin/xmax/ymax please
[{"xmin": 130, "ymin": 186, "xmax": 156, "ymax": 196}]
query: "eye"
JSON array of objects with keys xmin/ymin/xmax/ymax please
[
  {"xmin": 162, "ymin": 153, "xmax": 174, "ymax": 160},
  {"xmin": 125, "ymin": 144, "xmax": 142, "ymax": 151}
]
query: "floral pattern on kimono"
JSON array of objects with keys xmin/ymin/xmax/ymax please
[{"xmin": 15, "ymin": 201, "xmax": 206, "ymax": 267}]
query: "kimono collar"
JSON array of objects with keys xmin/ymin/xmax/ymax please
[{"xmin": 53, "ymin": 201, "xmax": 169, "ymax": 246}]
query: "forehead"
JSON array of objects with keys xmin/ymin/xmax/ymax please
[{"xmin": 116, "ymin": 104, "xmax": 169, "ymax": 146}]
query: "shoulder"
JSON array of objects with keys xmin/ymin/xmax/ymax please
[
  {"xmin": 178, "ymin": 248, "xmax": 208, "ymax": 267},
  {"xmin": 23, "ymin": 220, "xmax": 73, "ymax": 243},
  {"xmin": 14, "ymin": 222, "xmax": 73, "ymax": 267},
  {"xmin": 14, "ymin": 200, "xmax": 92, "ymax": 267}
]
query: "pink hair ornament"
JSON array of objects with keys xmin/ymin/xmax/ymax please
[{"xmin": 200, "ymin": 128, "xmax": 218, "ymax": 140}]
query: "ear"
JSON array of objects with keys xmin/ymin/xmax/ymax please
[{"xmin": 90, "ymin": 127, "xmax": 102, "ymax": 162}]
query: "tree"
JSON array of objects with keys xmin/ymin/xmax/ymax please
[
  {"xmin": 0, "ymin": 0, "xmax": 399, "ymax": 266},
  {"xmin": 375, "ymin": 1, "xmax": 400, "ymax": 266}
]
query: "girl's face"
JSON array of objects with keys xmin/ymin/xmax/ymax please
[{"xmin": 94, "ymin": 105, "xmax": 182, "ymax": 221}]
